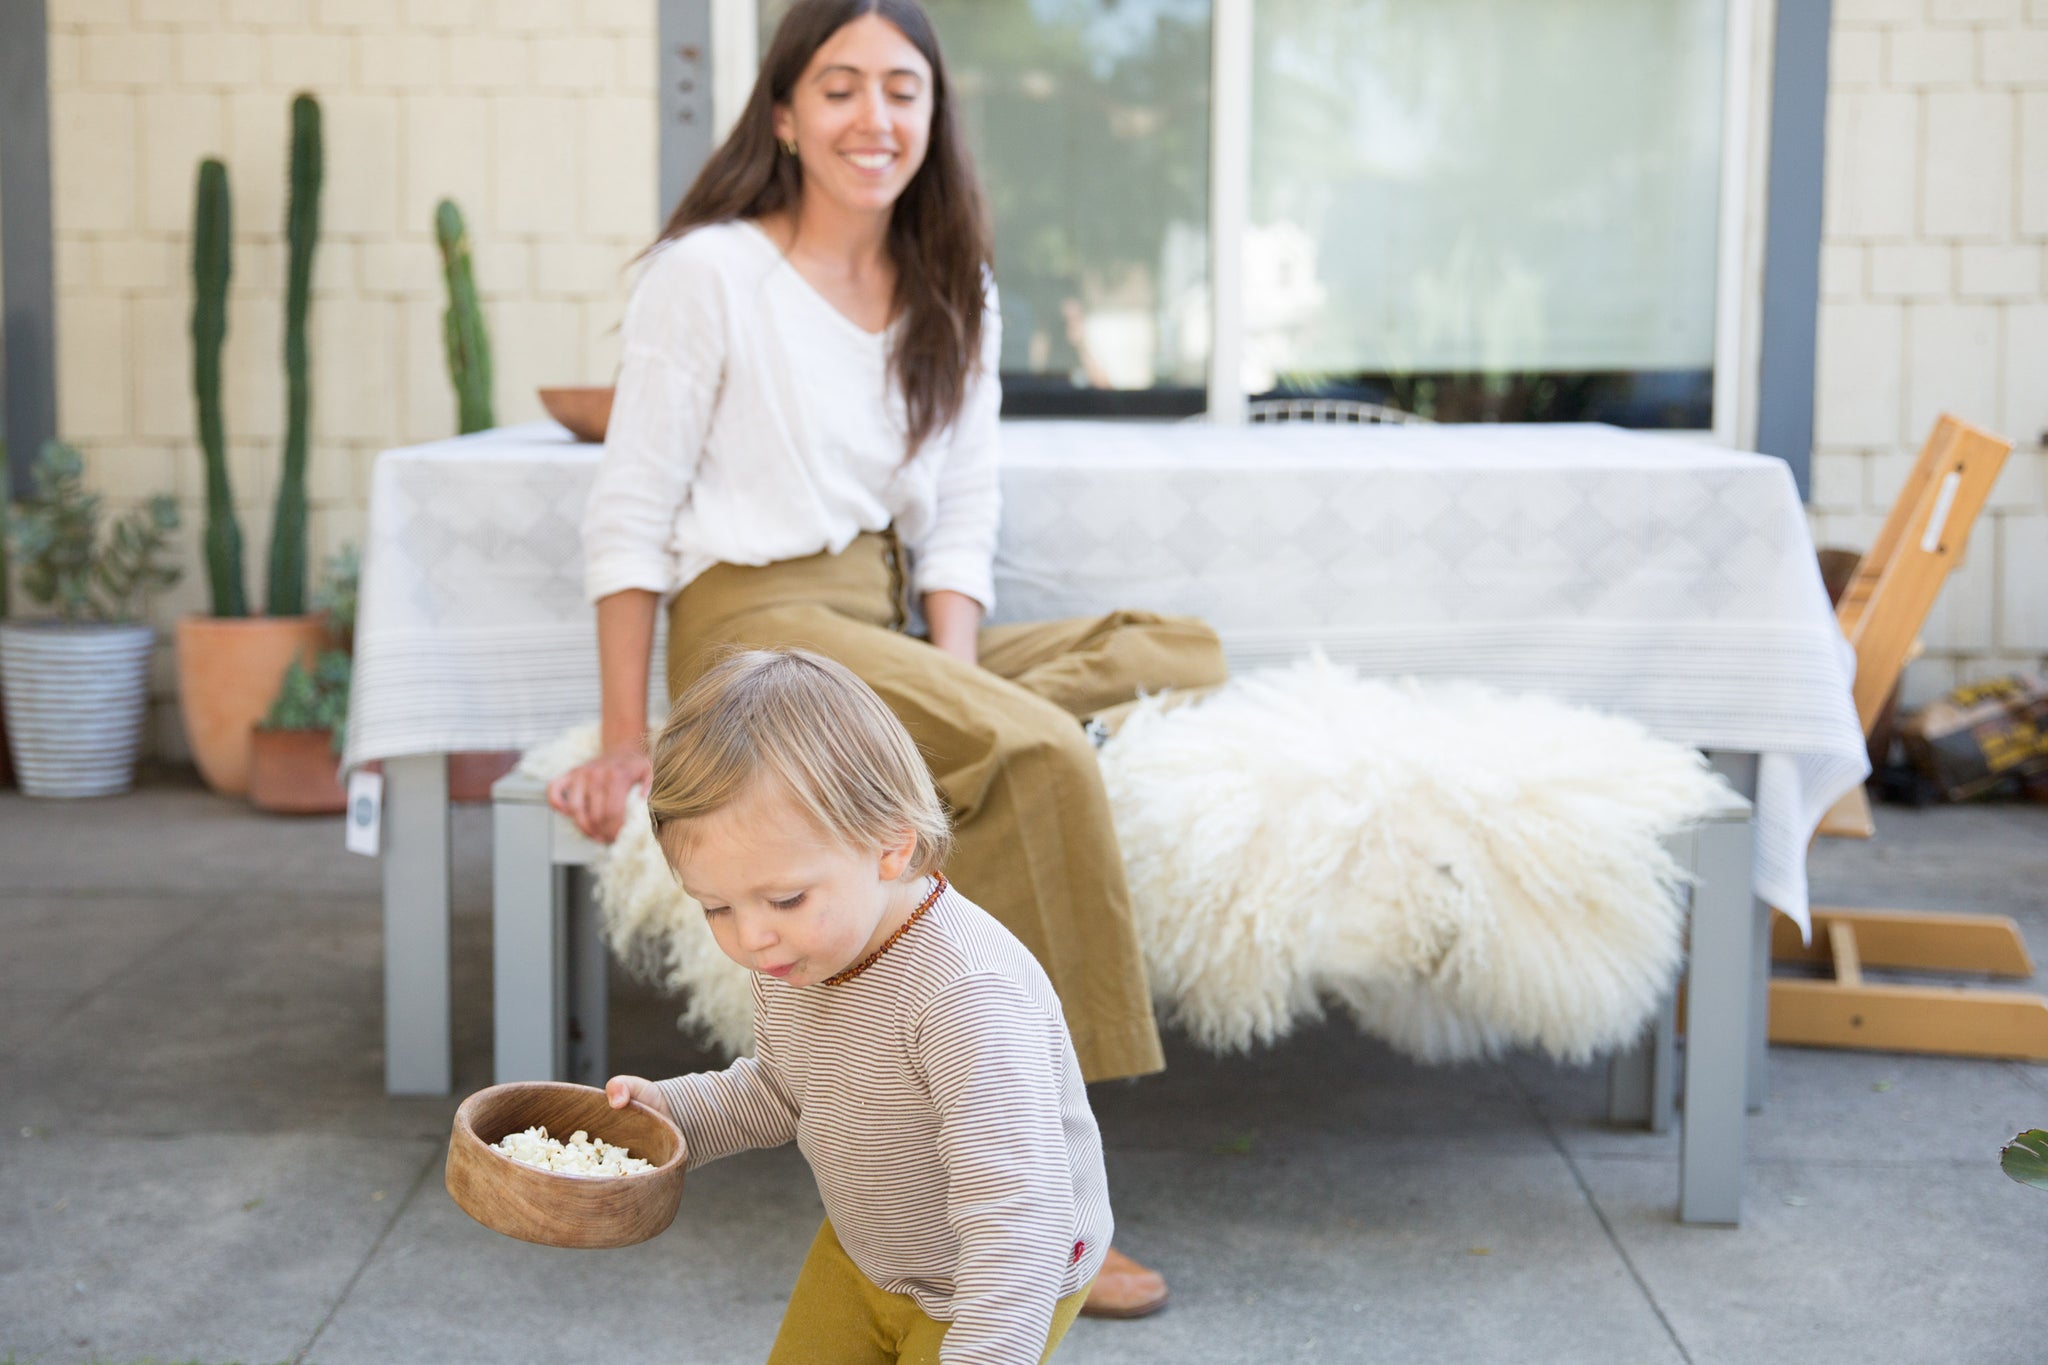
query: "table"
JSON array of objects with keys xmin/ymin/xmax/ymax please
[{"xmin": 348, "ymin": 420, "xmax": 1867, "ymax": 1221}]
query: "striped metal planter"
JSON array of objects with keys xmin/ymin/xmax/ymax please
[{"xmin": 0, "ymin": 621, "xmax": 157, "ymax": 799}]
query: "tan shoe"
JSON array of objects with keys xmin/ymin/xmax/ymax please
[{"xmin": 1080, "ymin": 1245, "xmax": 1170, "ymax": 1319}]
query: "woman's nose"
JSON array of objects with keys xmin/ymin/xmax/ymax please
[{"xmin": 856, "ymin": 84, "xmax": 891, "ymax": 135}]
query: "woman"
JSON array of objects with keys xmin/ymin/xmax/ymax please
[{"xmin": 547, "ymin": 0, "xmax": 1226, "ymax": 1319}]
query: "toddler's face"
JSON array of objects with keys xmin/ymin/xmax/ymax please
[{"xmin": 674, "ymin": 778, "xmax": 918, "ymax": 987}]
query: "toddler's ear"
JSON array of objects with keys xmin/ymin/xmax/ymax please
[{"xmin": 877, "ymin": 827, "xmax": 918, "ymax": 881}]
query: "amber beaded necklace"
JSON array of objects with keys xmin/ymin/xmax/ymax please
[{"xmin": 823, "ymin": 873, "xmax": 947, "ymax": 986}]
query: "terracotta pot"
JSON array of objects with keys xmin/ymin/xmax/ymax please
[
  {"xmin": 247, "ymin": 727, "xmax": 348, "ymax": 814},
  {"xmin": 175, "ymin": 615, "xmax": 331, "ymax": 796},
  {"xmin": 450, "ymin": 749, "xmax": 523, "ymax": 803}
]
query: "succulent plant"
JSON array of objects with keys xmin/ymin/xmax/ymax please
[
  {"xmin": 5, "ymin": 441, "xmax": 181, "ymax": 625},
  {"xmin": 260, "ymin": 647, "xmax": 352, "ymax": 754},
  {"xmin": 2002, "ymin": 1129, "xmax": 2048, "ymax": 1192},
  {"xmin": 191, "ymin": 156, "xmax": 247, "ymax": 617},
  {"xmin": 267, "ymin": 92, "xmax": 323, "ymax": 617},
  {"xmin": 435, "ymin": 199, "xmax": 495, "ymax": 435}
]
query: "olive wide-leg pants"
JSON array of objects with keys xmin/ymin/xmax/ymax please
[{"xmin": 665, "ymin": 531, "xmax": 1228, "ymax": 1082}]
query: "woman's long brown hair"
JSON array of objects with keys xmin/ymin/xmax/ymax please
[{"xmin": 649, "ymin": 0, "xmax": 992, "ymax": 460}]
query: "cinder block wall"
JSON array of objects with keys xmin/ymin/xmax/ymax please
[
  {"xmin": 42, "ymin": 0, "xmax": 657, "ymax": 759},
  {"xmin": 1814, "ymin": 0, "xmax": 2048, "ymax": 707},
  {"xmin": 30, "ymin": 0, "xmax": 2048, "ymax": 761}
]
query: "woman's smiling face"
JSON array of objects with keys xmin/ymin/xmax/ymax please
[
  {"xmin": 774, "ymin": 13, "xmax": 934, "ymax": 216},
  {"xmin": 674, "ymin": 776, "xmax": 917, "ymax": 987}
]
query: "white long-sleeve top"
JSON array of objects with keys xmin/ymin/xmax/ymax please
[
  {"xmin": 657, "ymin": 881, "xmax": 1112, "ymax": 1365},
  {"xmin": 581, "ymin": 219, "xmax": 1004, "ymax": 612}
]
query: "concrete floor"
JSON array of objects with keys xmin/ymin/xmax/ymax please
[{"xmin": 3, "ymin": 773, "xmax": 2046, "ymax": 1364}]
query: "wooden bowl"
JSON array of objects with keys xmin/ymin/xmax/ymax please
[
  {"xmin": 537, "ymin": 386, "xmax": 614, "ymax": 443},
  {"xmin": 446, "ymin": 1081, "xmax": 686, "ymax": 1248}
]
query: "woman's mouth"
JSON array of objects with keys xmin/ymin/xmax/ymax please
[{"xmin": 842, "ymin": 150, "xmax": 897, "ymax": 175}]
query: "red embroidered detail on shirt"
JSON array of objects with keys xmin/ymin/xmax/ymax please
[{"xmin": 1071, "ymin": 1239, "xmax": 1085, "ymax": 1265}]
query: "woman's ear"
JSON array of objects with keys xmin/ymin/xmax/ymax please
[
  {"xmin": 772, "ymin": 103, "xmax": 794, "ymax": 145},
  {"xmin": 877, "ymin": 827, "xmax": 918, "ymax": 882}
]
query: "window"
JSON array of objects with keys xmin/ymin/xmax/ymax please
[
  {"xmin": 1247, "ymin": 0, "xmax": 1727, "ymax": 425},
  {"xmin": 750, "ymin": 0, "xmax": 1734, "ymax": 428}
]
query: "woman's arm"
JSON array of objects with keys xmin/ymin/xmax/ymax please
[
  {"xmin": 547, "ymin": 588, "xmax": 660, "ymax": 842},
  {"xmin": 906, "ymin": 282, "xmax": 1003, "ymax": 626},
  {"xmin": 923, "ymin": 588, "xmax": 983, "ymax": 667},
  {"xmin": 597, "ymin": 588, "xmax": 658, "ymax": 751},
  {"xmin": 553, "ymin": 241, "xmax": 727, "ymax": 841}
]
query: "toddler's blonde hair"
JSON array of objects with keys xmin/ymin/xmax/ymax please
[{"xmin": 647, "ymin": 647, "xmax": 951, "ymax": 878}]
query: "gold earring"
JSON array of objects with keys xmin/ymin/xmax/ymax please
[{"xmin": 780, "ymin": 136, "xmax": 798, "ymax": 156}]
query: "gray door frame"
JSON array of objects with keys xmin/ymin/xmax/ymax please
[
  {"xmin": 1755, "ymin": 0, "xmax": 1833, "ymax": 498},
  {"xmin": 2, "ymin": 0, "xmax": 58, "ymax": 503}
]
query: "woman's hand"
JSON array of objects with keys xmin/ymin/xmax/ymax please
[
  {"xmin": 547, "ymin": 745, "xmax": 654, "ymax": 844},
  {"xmin": 605, "ymin": 1074, "xmax": 664, "ymax": 1113}
]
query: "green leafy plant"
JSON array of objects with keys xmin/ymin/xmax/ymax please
[
  {"xmin": 435, "ymin": 198, "xmax": 494, "ymax": 434},
  {"xmin": 5, "ymin": 441, "xmax": 182, "ymax": 624},
  {"xmin": 2002, "ymin": 1129, "xmax": 2048, "ymax": 1191},
  {"xmin": 313, "ymin": 541, "xmax": 359, "ymax": 641},
  {"xmin": 259, "ymin": 648, "xmax": 351, "ymax": 754},
  {"xmin": 258, "ymin": 545, "xmax": 358, "ymax": 754}
]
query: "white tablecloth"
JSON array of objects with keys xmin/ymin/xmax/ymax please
[{"xmin": 346, "ymin": 419, "xmax": 1867, "ymax": 929}]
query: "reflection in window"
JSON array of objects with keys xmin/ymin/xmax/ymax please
[
  {"xmin": 762, "ymin": 0, "xmax": 1212, "ymax": 416},
  {"xmin": 1249, "ymin": 0, "xmax": 1725, "ymax": 425}
]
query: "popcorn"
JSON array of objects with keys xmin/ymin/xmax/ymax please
[{"xmin": 490, "ymin": 1124, "xmax": 654, "ymax": 1177}]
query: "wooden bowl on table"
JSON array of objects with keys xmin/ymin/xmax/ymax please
[
  {"xmin": 446, "ymin": 1081, "xmax": 686, "ymax": 1248},
  {"xmin": 537, "ymin": 386, "xmax": 615, "ymax": 443}
]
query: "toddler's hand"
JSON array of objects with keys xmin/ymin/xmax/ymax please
[{"xmin": 605, "ymin": 1074, "xmax": 663, "ymax": 1113}]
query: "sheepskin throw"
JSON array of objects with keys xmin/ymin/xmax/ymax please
[{"xmin": 517, "ymin": 654, "xmax": 1734, "ymax": 1065}]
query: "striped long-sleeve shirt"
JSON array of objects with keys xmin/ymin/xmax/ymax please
[{"xmin": 657, "ymin": 881, "xmax": 1113, "ymax": 1364}]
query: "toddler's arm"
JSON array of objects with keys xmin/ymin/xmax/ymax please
[
  {"xmin": 607, "ymin": 1055, "xmax": 798, "ymax": 1171},
  {"xmin": 915, "ymin": 973, "xmax": 1074, "ymax": 1365}
]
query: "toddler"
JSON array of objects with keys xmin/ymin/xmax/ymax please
[{"xmin": 605, "ymin": 647, "xmax": 1110, "ymax": 1363}]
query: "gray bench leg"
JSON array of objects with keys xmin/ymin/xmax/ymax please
[
  {"xmin": 384, "ymin": 754, "xmax": 451, "ymax": 1095},
  {"xmin": 1605, "ymin": 1017, "xmax": 1676, "ymax": 1134},
  {"xmin": 493, "ymin": 795, "xmax": 561, "ymax": 1083},
  {"xmin": 1679, "ymin": 811, "xmax": 1756, "ymax": 1224},
  {"xmin": 1704, "ymin": 749, "xmax": 1770, "ymax": 1113},
  {"xmin": 1607, "ymin": 825, "xmax": 1687, "ymax": 1135},
  {"xmin": 566, "ymin": 866, "xmax": 609, "ymax": 1088}
]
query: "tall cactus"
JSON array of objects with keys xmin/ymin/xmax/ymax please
[
  {"xmin": 191, "ymin": 157, "xmax": 248, "ymax": 617},
  {"xmin": 267, "ymin": 93, "xmax": 321, "ymax": 617},
  {"xmin": 435, "ymin": 199, "xmax": 494, "ymax": 435}
]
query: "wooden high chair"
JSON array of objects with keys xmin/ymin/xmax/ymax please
[{"xmin": 1766, "ymin": 413, "xmax": 2048, "ymax": 1060}]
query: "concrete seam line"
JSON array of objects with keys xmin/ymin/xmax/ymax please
[
  {"xmin": 294, "ymin": 1140, "xmax": 443, "ymax": 1365},
  {"xmin": 1504, "ymin": 1066, "xmax": 1697, "ymax": 1365}
]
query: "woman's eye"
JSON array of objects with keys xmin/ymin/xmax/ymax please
[{"xmin": 771, "ymin": 893, "xmax": 807, "ymax": 911}]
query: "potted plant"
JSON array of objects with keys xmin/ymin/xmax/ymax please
[
  {"xmin": 0, "ymin": 442, "xmax": 181, "ymax": 798},
  {"xmin": 249, "ymin": 649, "xmax": 351, "ymax": 813},
  {"xmin": 175, "ymin": 95, "xmax": 332, "ymax": 796},
  {"xmin": 248, "ymin": 543, "xmax": 357, "ymax": 814}
]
